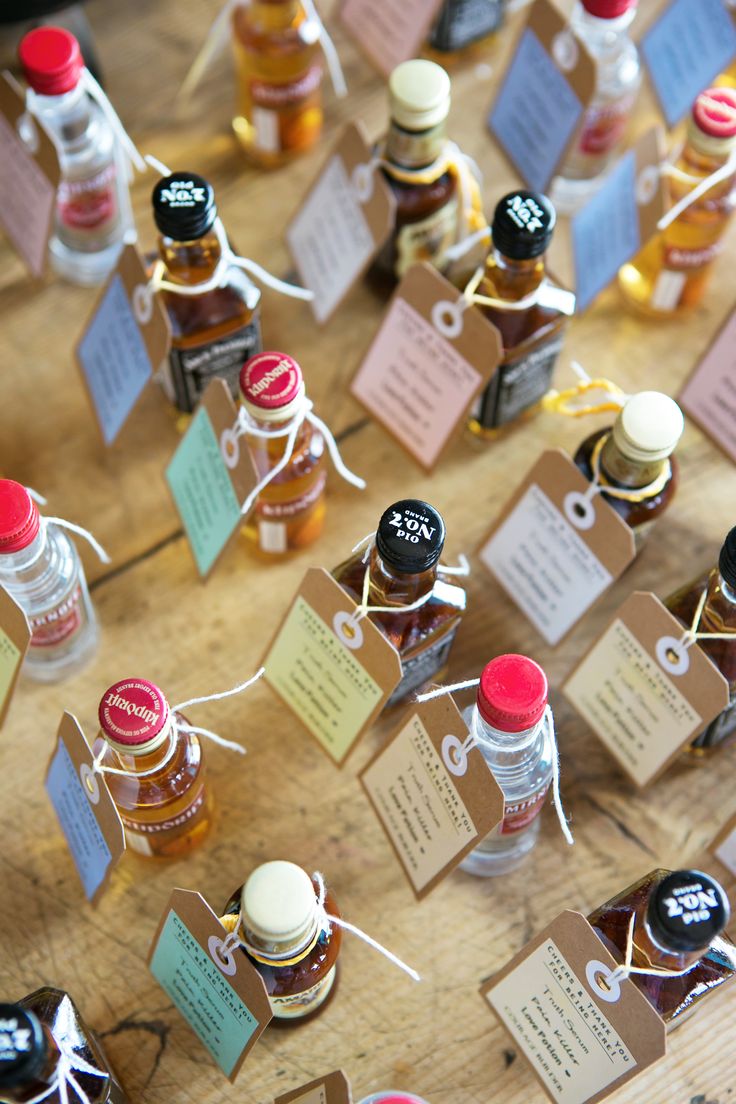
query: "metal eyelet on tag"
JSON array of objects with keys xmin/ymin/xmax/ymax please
[
  {"xmin": 132, "ymin": 283, "xmax": 154, "ymax": 325},
  {"xmin": 563, "ymin": 491, "xmax": 597, "ymax": 531},
  {"xmin": 585, "ymin": 959, "xmax": 623, "ymax": 1003},
  {"xmin": 208, "ymin": 935, "xmax": 238, "ymax": 976},
  {"xmin": 441, "ymin": 733, "xmax": 468, "ymax": 777},
  {"xmin": 220, "ymin": 428, "xmax": 240, "ymax": 470},
  {"xmin": 333, "ymin": 611, "xmax": 364, "ymax": 650},
  {"xmin": 431, "ymin": 299, "xmax": 465, "ymax": 340},
  {"xmin": 636, "ymin": 165, "xmax": 660, "ymax": 206},
  {"xmin": 551, "ymin": 30, "xmax": 579, "ymax": 72},
  {"xmin": 16, "ymin": 111, "xmax": 40, "ymax": 154},
  {"xmin": 80, "ymin": 763, "xmax": 101, "ymax": 805},
  {"xmin": 655, "ymin": 635, "xmax": 690, "ymax": 676},
  {"xmin": 351, "ymin": 163, "xmax": 374, "ymax": 205}
]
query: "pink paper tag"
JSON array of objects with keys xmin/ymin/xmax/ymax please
[
  {"xmin": 679, "ymin": 309, "xmax": 736, "ymax": 464},
  {"xmin": 339, "ymin": 0, "xmax": 444, "ymax": 77}
]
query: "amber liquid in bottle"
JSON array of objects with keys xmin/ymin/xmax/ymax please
[{"xmin": 232, "ymin": 0, "xmax": 323, "ymax": 167}]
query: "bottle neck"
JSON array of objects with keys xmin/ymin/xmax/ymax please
[
  {"xmin": 599, "ymin": 432, "xmax": 668, "ymax": 489},
  {"xmin": 484, "ymin": 248, "xmax": 546, "ymax": 300},
  {"xmin": 571, "ymin": 3, "xmax": 636, "ymax": 55},
  {"xmin": 472, "ymin": 705, "xmax": 547, "ymax": 753},
  {"xmin": 367, "ymin": 548, "xmax": 437, "ymax": 605},
  {"xmin": 679, "ymin": 135, "xmax": 736, "ymax": 178},
  {"xmin": 101, "ymin": 716, "xmax": 179, "ymax": 773},
  {"xmin": 384, "ymin": 117, "xmax": 448, "ymax": 170},
  {"xmin": 158, "ymin": 230, "xmax": 222, "ymax": 286},
  {"xmin": 0, "ymin": 521, "xmax": 56, "ymax": 586},
  {"xmin": 699, "ymin": 568, "xmax": 736, "ymax": 634},
  {"xmin": 635, "ymin": 912, "xmax": 708, "ymax": 973},
  {"xmin": 30, "ymin": 82, "xmax": 95, "ymax": 145},
  {"xmin": 240, "ymin": 899, "xmax": 320, "ymax": 962},
  {"xmin": 246, "ymin": 0, "xmax": 302, "ymax": 29}
]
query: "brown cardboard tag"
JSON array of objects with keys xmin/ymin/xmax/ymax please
[
  {"xmin": 350, "ymin": 263, "xmax": 502, "ymax": 473},
  {"xmin": 563, "ymin": 591, "xmax": 730, "ymax": 788},
  {"xmin": 339, "ymin": 0, "xmax": 444, "ymax": 77},
  {"xmin": 360, "ymin": 695, "xmax": 504, "ymax": 899},
  {"xmin": 274, "ymin": 1071, "xmax": 352, "ymax": 1104},
  {"xmin": 76, "ymin": 244, "xmax": 172, "ymax": 447},
  {"xmin": 262, "ymin": 567, "xmax": 403, "ymax": 765},
  {"xmin": 477, "ymin": 449, "xmax": 636, "ymax": 646},
  {"xmin": 0, "ymin": 586, "xmax": 30, "ymax": 729},
  {"xmin": 0, "ymin": 71, "xmax": 60, "ymax": 276},
  {"xmin": 44, "ymin": 712, "xmax": 125, "ymax": 906},
  {"xmin": 680, "ymin": 307, "xmax": 736, "ymax": 466},
  {"xmin": 165, "ymin": 379, "xmax": 260, "ymax": 579},
  {"xmin": 148, "ymin": 888, "xmax": 272, "ymax": 1081},
  {"xmin": 286, "ymin": 123, "xmax": 396, "ymax": 325},
  {"xmin": 481, "ymin": 910, "xmax": 667, "ymax": 1104},
  {"xmin": 709, "ymin": 812, "xmax": 736, "ymax": 887}
]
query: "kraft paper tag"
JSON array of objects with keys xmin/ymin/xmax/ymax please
[
  {"xmin": 165, "ymin": 379, "xmax": 259, "ymax": 579},
  {"xmin": 478, "ymin": 449, "xmax": 635, "ymax": 646},
  {"xmin": 45, "ymin": 712, "xmax": 125, "ymax": 905},
  {"xmin": 339, "ymin": 0, "xmax": 444, "ymax": 77},
  {"xmin": 680, "ymin": 308, "xmax": 736, "ymax": 465},
  {"xmin": 0, "ymin": 586, "xmax": 30, "ymax": 729},
  {"xmin": 572, "ymin": 128, "xmax": 666, "ymax": 312},
  {"xmin": 709, "ymin": 812, "xmax": 736, "ymax": 884},
  {"xmin": 148, "ymin": 888, "xmax": 272, "ymax": 1081},
  {"xmin": 360, "ymin": 695, "xmax": 504, "ymax": 899},
  {"xmin": 77, "ymin": 244, "xmax": 171, "ymax": 446},
  {"xmin": 641, "ymin": 0, "xmax": 736, "ymax": 128},
  {"xmin": 487, "ymin": 0, "xmax": 596, "ymax": 192},
  {"xmin": 0, "ymin": 72, "xmax": 60, "ymax": 276},
  {"xmin": 350, "ymin": 263, "xmax": 502, "ymax": 472},
  {"xmin": 481, "ymin": 910, "xmax": 666, "ymax": 1104},
  {"xmin": 564, "ymin": 591, "xmax": 730, "ymax": 788},
  {"xmin": 286, "ymin": 123, "xmax": 396, "ymax": 325},
  {"xmin": 275, "ymin": 1071, "xmax": 352, "ymax": 1104},
  {"xmin": 262, "ymin": 567, "xmax": 403, "ymax": 765}
]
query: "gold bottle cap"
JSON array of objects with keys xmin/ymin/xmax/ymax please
[
  {"xmin": 241, "ymin": 861, "xmax": 316, "ymax": 944},
  {"xmin": 388, "ymin": 59, "xmax": 450, "ymax": 131},
  {"xmin": 612, "ymin": 391, "xmax": 684, "ymax": 464}
]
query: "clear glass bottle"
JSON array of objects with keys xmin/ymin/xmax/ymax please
[
  {"xmin": 0, "ymin": 480, "xmax": 98, "ymax": 683},
  {"xmin": 220, "ymin": 860, "xmax": 341, "ymax": 1022},
  {"xmin": 0, "ymin": 989, "xmax": 127, "ymax": 1104},
  {"xmin": 458, "ymin": 654, "xmax": 554, "ymax": 877},
  {"xmin": 619, "ymin": 87, "xmax": 736, "ymax": 316},
  {"xmin": 468, "ymin": 191, "xmax": 574, "ymax": 439},
  {"xmin": 587, "ymin": 869, "xmax": 736, "ymax": 1026},
  {"xmin": 332, "ymin": 499, "xmax": 466, "ymax": 707},
  {"xmin": 95, "ymin": 677, "xmax": 212, "ymax": 858},
  {"xmin": 426, "ymin": 0, "xmax": 506, "ymax": 59},
  {"xmin": 18, "ymin": 26, "xmax": 130, "ymax": 285},
  {"xmin": 664, "ymin": 528, "xmax": 736, "ymax": 755},
  {"xmin": 239, "ymin": 351, "xmax": 326, "ymax": 557},
  {"xmin": 151, "ymin": 173, "xmax": 262, "ymax": 415},
  {"xmin": 549, "ymin": 0, "xmax": 641, "ymax": 214},
  {"xmin": 232, "ymin": 0, "xmax": 323, "ymax": 166}
]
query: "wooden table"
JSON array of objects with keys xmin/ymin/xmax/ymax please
[{"xmin": 2, "ymin": 1, "xmax": 736, "ymax": 1102}]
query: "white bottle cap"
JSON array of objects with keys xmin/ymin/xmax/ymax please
[
  {"xmin": 612, "ymin": 391, "xmax": 684, "ymax": 463},
  {"xmin": 241, "ymin": 861, "xmax": 317, "ymax": 944},
  {"xmin": 389, "ymin": 59, "xmax": 451, "ymax": 131}
]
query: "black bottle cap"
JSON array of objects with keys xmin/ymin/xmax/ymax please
[
  {"xmin": 718, "ymin": 527, "xmax": 736, "ymax": 590},
  {"xmin": 375, "ymin": 500, "xmax": 446, "ymax": 574},
  {"xmin": 647, "ymin": 870, "xmax": 729, "ymax": 954},
  {"xmin": 0, "ymin": 1005, "xmax": 47, "ymax": 1088},
  {"xmin": 491, "ymin": 191, "xmax": 555, "ymax": 260},
  {"xmin": 151, "ymin": 173, "xmax": 217, "ymax": 241}
]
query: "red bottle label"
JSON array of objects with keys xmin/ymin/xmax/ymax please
[
  {"xmin": 57, "ymin": 162, "xmax": 117, "ymax": 230},
  {"xmin": 499, "ymin": 785, "xmax": 549, "ymax": 835},
  {"xmin": 257, "ymin": 472, "xmax": 327, "ymax": 521},
  {"xmin": 663, "ymin": 241, "xmax": 724, "ymax": 270},
  {"xmin": 250, "ymin": 64, "xmax": 322, "ymax": 109},
  {"xmin": 579, "ymin": 94, "xmax": 635, "ymax": 155},
  {"xmin": 29, "ymin": 584, "xmax": 82, "ymax": 647}
]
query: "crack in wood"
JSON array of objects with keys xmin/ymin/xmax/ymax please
[
  {"xmin": 583, "ymin": 794, "xmax": 658, "ymax": 858},
  {"xmin": 100, "ymin": 1015, "xmax": 171, "ymax": 1087}
]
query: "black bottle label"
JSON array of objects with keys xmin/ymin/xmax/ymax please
[
  {"xmin": 692, "ymin": 692, "xmax": 736, "ymax": 750},
  {"xmin": 473, "ymin": 333, "xmax": 563, "ymax": 429},
  {"xmin": 429, "ymin": 0, "xmax": 505, "ymax": 51},
  {"xmin": 387, "ymin": 624, "xmax": 459, "ymax": 707},
  {"xmin": 167, "ymin": 316, "xmax": 263, "ymax": 413}
]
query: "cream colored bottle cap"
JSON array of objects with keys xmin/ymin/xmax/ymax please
[
  {"xmin": 241, "ymin": 861, "xmax": 316, "ymax": 943},
  {"xmin": 389, "ymin": 59, "xmax": 450, "ymax": 131},
  {"xmin": 613, "ymin": 391, "xmax": 684, "ymax": 463}
]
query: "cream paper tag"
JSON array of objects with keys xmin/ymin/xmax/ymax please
[
  {"xmin": 478, "ymin": 449, "xmax": 635, "ymax": 646},
  {"xmin": 274, "ymin": 1070, "xmax": 352, "ymax": 1104},
  {"xmin": 360, "ymin": 695, "xmax": 504, "ymax": 899},
  {"xmin": 286, "ymin": 123, "xmax": 396, "ymax": 325},
  {"xmin": 563, "ymin": 591, "xmax": 729, "ymax": 787},
  {"xmin": 0, "ymin": 586, "xmax": 30, "ymax": 729},
  {"xmin": 481, "ymin": 910, "xmax": 666, "ymax": 1104},
  {"xmin": 350, "ymin": 263, "xmax": 502, "ymax": 472},
  {"xmin": 262, "ymin": 567, "xmax": 402, "ymax": 765},
  {"xmin": 709, "ymin": 812, "xmax": 736, "ymax": 885},
  {"xmin": 339, "ymin": 0, "xmax": 444, "ymax": 77}
]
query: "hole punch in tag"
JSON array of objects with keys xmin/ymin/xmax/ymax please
[
  {"xmin": 563, "ymin": 489, "xmax": 596, "ymax": 530},
  {"xmin": 441, "ymin": 732, "xmax": 469, "ymax": 776},
  {"xmin": 551, "ymin": 29, "xmax": 579, "ymax": 72},
  {"xmin": 208, "ymin": 935, "xmax": 238, "ymax": 977},
  {"xmin": 585, "ymin": 959, "xmax": 622, "ymax": 1004},
  {"xmin": 79, "ymin": 762, "xmax": 101, "ymax": 805},
  {"xmin": 332, "ymin": 610, "xmax": 364, "ymax": 651},
  {"xmin": 655, "ymin": 635, "xmax": 690, "ymax": 677}
]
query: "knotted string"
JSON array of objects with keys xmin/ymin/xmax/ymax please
[
  {"xmin": 602, "ymin": 913, "xmax": 696, "ymax": 989},
  {"xmin": 345, "ymin": 535, "xmax": 469, "ymax": 623},
  {"xmin": 659, "ymin": 107, "xmax": 736, "ymax": 232},
  {"xmin": 675, "ymin": 585, "xmax": 734, "ymax": 652},
  {"xmin": 459, "ymin": 263, "xmax": 575, "ymax": 316},
  {"xmin": 24, "ymin": 1000, "xmax": 107, "ymax": 1104},
  {"xmin": 24, "ymin": 488, "xmax": 111, "ymax": 565},
  {"xmin": 542, "ymin": 360, "xmax": 628, "ymax": 417}
]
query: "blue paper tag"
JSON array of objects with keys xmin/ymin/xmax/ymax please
[
  {"xmin": 642, "ymin": 0, "xmax": 736, "ymax": 128},
  {"xmin": 572, "ymin": 149, "xmax": 640, "ymax": 312},
  {"xmin": 46, "ymin": 737, "xmax": 113, "ymax": 902}
]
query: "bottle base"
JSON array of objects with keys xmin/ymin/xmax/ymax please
[
  {"xmin": 458, "ymin": 846, "xmax": 528, "ymax": 877},
  {"xmin": 49, "ymin": 235, "xmax": 124, "ymax": 287}
]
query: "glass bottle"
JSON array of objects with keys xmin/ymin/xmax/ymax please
[
  {"xmin": 0, "ymin": 480, "xmax": 98, "ymax": 683},
  {"xmin": 426, "ymin": 0, "xmax": 506, "ymax": 59},
  {"xmin": 331, "ymin": 499, "xmax": 466, "ymax": 707},
  {"xmin": 468, "ymin": 191, "xmax": 575, "ymax": 439},
  {"xmin": 0, "ymin": 990, "xmax": 127, "ymax": 1104},
  {"xmin": 664, "ymin": 527, "xmax": 736, "ymax": 755},
  {"xmin": 549, "ymin": 0, "xmax": 641, "ymax": 214},
  {"xmin": 573, "ymin": 390, "xmax": 683, "ymax": 546},
  {"xmin": 239, "ymin": 351, "xmax": 326, "ymax": 557},
  {"xmin": 232, "ymin": 0, "xmax": 323, "ymax": 166},
  {"xmin": 220, "ymin": 860, "xmax": 341, "ymax": 1022},
  {"xmin": 458, "ymin": 654, "xmax": 554, "ymax": 877},
  {"xmin": 587, "ymin": 869, "xmax": 736, "ymax": 1026},
  {"xmin": 619, "ymin": 87, "xmax": 736, "ymax": 316},
  {"xmin": 17, "ymin": 26, "xmax": 131, "ymax": 286},
  {"xmin": 94, "ymin": 677, "xmax": 212, "ymax": 858},
  {"xmin": 151, "ymin": 173, "xmax": 262, "ymax": 415}
]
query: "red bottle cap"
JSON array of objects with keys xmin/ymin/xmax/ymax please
[
  {"xmin": 239, "ymin": 351, "xmax": 303, "ymax": 410},
  {"xmin": 581, "ymin": 0, "xmax": 636, "ymax": 17},
  {"xmin": 98, "ymin": 678, "xmax": 170, "ymax": 748},
  {"xmin": 19, "ymin": 27, "xmax": 83, "ymax": 96},
  {"xmin": 693, "ymin": 87, "xmax": 736, "ymax": 139},
  {"xmin": 477, "ymin": 654, "xmax": 548, "ymax": 733},
  {"xmin": 0, "ymin": 480, "xmax": 40, "ymax": 553}
]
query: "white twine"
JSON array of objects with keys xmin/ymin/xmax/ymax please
[
  {"xmin": 24, "ymin": 999, "xmax": 107, "ymax": 1104},
  {"xmin": 675, "ymin": 586, "xmax": 733, "ymax": 651},
  {"xmin": 600, "ymin": 912, "xmax": 695, "ymax": 990},
  {"xmin": 145, "ymin": 154, "xmax": 173, "ymax": 177},
  {"xmin": 344, "ymin": 538, "xmax": 469, "ymax": 623},
  {"xmin": 658, "ymin": 146, "xmax": 736, "ymax": 232},
  {"xmin": 44, "ymin": 518, "xmax": 111, "ymax": 565},
  {"xmin": 459, "ymin": 263, "xmax": 573, "ymax": 314}
]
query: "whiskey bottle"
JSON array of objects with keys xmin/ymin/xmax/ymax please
[
  {"xmin": 587, "ymin": 869, "xmax": 736, "ymax": 1026},
  {"xmin": 331, "ymin": 499, "xmax": 466, "ymax": 706},
  {"xmin": 0, "ymin": 989, "xmax": 127, "ymax": 1104},
  {"xmin": 468, "ymin": 191, "xmax": 575, "ymax": 438},
  {"xmin": 151, "ymin": 173, "xmax": 262, "ymax": 415},
  {"xmin": 619, "ymin": 87, "xmax": 736, "ymax": 316},
  {"xmin": 427, "ymin": 0, "xmax": 506, "ymax": 58}
]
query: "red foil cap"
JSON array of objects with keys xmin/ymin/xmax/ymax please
[
  {"xmin": 19, "ymin": 27, "xmax": 83, "ymax": 96},
  {"xmin": 477, "ymin": 654, "xmax": 548, "ymax": 733},
  {"xmin": 239, "ymin": 351, "xmax": 303, "ymax": 410},
  {"xmin": 98, "ymin": 678, "xmax": 170, "ymax": 747},
  {"xmin": 582, "ymin": 0, "xmax": 636, "ymax": 17},
  {"xmin": 693, "ymin": 87, "xmax": 736, "ymax": 139},
  {"xmin": 0, "ymin": 480, "xmax": 40, "ymax": 553}
]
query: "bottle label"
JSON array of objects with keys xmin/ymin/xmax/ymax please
[
  {"xmin": 498, "ymin": 784, "xmax": 550, "ymax": 835},
  {"xmin": 662, "ymin": 241, "xmax": 724, "ymax": 271},
  {"xmin": 167, "ymin": 316, "xmax": 262, "ymax": 414},
  {"xmin": 395, "ymin": 198, "xmax": 458, "ymax": 279},
  {"xmin": 120, "ymin": 782, "xmax": 207, "ymax": 841},
  {"xmin": 578, "ymin": 93, "xmax": 636, "ymax": 157},
  {"xmin": 387, "ymin": 621, "xmax": 459, "ymax": 707},
  {"xmin": 250, "ymin": 64, "xmax": 322, "ymax": 110},
  {"xmin": 57, "ymin": 162, "xmax": 118, "ymax": 231},
  {"xmin": 29, "ymin": 583, "xmax": 83, "ymax": 648},
  {"xmin": 257, "ymin": 472, "xmax": 327, "ymax": 522},
  {"xmin": 429, "ymin": 0, "xmax": 504, "ymax": 52},
  {"xmin": 269, "ymin": 964, "xmax": 336, "ymax": 1019},
  {"xmin": 474, "ymin": 333, "xmax": 564, "ymax": 429}
]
